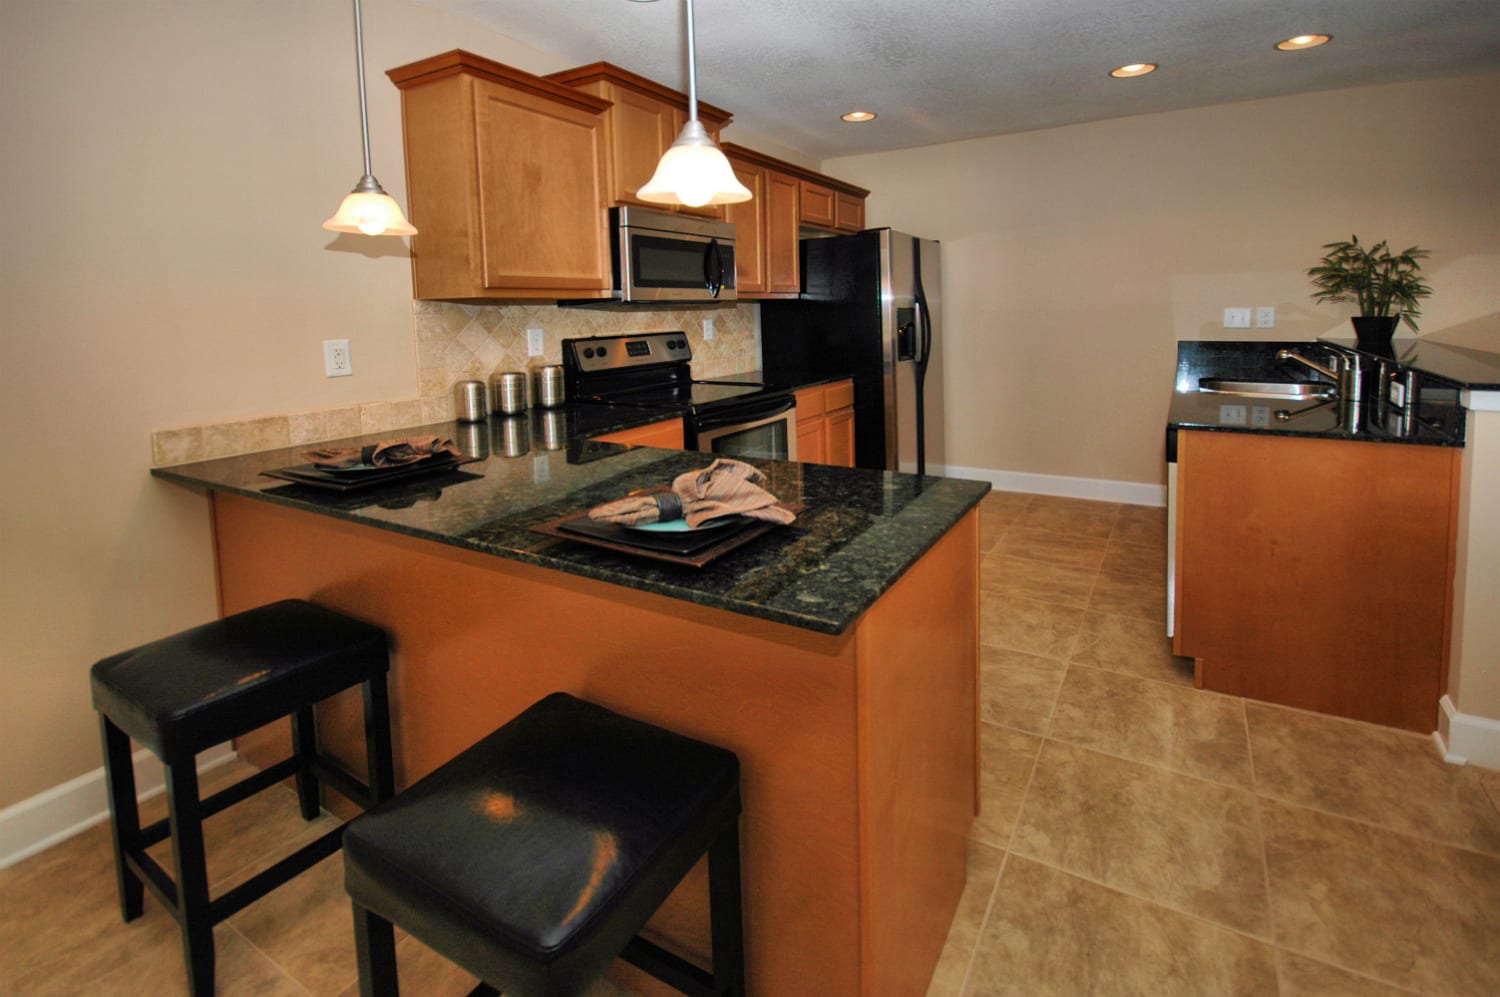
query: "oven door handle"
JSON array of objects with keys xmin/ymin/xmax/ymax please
[{"xmin": 692, "ymin": 393, "xmax": 795, "ymax": 431}]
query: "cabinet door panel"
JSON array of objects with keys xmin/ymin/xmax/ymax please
[
  {"xmin": 608, "ymin": 85, "xmax": 678, "ymax": 206},
  {"xmin": 592, "ymin": 418, "xmax": 684, "ymax": 449},
  {"xmin": 800, "ymin": 181, "xmax": 836, "ymax": 228},
  {"xmin": 835, "ymin": 192, "xmax": 865, "ymax": 232},
  {"xmin": 827, "ymin": 408, "xmax": 856, "ymax": 468},
  {"xmin": 767, "ymin": 173, "xmax": 801, "ymax": 295},
  {"xmin": 725, "ymin": 162, "xmax": 767, "ymax": 294},
  {"xmin": 474, "ymin": 81, "xmax": 609, "ymax": 291}
]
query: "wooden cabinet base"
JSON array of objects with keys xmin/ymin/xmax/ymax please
[
  {"xmin": 1174, "ymin": 430, "xmax": 1459, "ymax": 732},
  {"xmin": 210, "ymin": 493, "xmax": 978, "ymax": 996}
]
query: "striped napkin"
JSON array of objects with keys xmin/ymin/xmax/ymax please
[
  {"xmin": 302, "ymin": 436, "xmax": 460, "ymax": 470},
  {"xmin": 589, "ymin": 459, "xmax": 795, "ymax": 528}
]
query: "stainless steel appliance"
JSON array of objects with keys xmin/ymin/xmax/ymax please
[
  {"xmin": 760, "ymin": 229, "xmax": 941, "ymax": 474},
  {"xmin": 564, "ymin": 206, "xmax": 736, "ymax": 305},
  {"xmin": 562, "ymin": 332, "xmax": 796, "ymax": 461}
]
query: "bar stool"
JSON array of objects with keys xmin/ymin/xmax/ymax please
[
  {"xmin": 90, "ymin": 598, "xmax": 396, "ymax": 997},
  {"xmin": 343, "ymin": 692, "xmax": 745, "ymax": 997}
]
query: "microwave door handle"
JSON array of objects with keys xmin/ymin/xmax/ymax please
[{"xmin": 705, "ymin": 238, "xmax": 724, "ymax": 298}]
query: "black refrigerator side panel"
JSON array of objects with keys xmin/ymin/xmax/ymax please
[{"xmin": 761, "ymin": 233, "xmax": 889, "ymax": 470}]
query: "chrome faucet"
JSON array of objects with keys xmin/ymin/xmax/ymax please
[
  {"xmin": 1275, "ymin": 349, "xmax": 1340, "ymax": 382},
  {"xmin": 1276, "ymin": 347, "xmax": 1363, "ymax": 431}
]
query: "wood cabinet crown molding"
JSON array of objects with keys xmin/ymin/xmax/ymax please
[
  {"xmin": 387, "ymin": 50, "xmax": 611, "ymax": 114},
  {"xmin": 545, "ymin": 62, "xmax": 732, "ymax": 128},
  {"xmin": 720, "ymin": 142, "xmax": 870, "ymax": 199}
]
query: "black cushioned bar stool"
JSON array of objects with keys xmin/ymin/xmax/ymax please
[
  {"xmin": 90, "ymin": 598, "xmax": 395, "ymax": 997},
  {"xmin": 343, "ymin": 692, "xmax": 745, "ymax": 997}
]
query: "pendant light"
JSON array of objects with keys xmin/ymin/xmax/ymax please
[
  {"xmin": 637, "ymin": 0, "xmax": 752, "ymax": 208},
  {"xmin": 323, "ymin": 0, "xmax": 416, "ymax": 236}
]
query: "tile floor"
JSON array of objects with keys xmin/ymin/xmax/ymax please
[{"xmin": 4, "ymin": 491, "xmax": 1499, "ymax": 995}]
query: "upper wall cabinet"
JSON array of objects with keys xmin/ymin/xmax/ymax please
[
  {"xmin": 545, "ymin": 63, "xmax": 733, "ymax": 220},
  {"xmin": 387, "ymin": 51, "xmax": 614, "ymax": 302}
]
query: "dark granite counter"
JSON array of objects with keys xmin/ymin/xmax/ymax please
[
  {"xmin": 152, "ymin": 412, "xmax": 989, "ymax": 636},
  {"xmin": 1321, "ymin": 336, "xmax": 1500, "ymax": 391},
  {"xmin": 1166, "ymin": 340, "xmax": 1466, "ymax": 460}
]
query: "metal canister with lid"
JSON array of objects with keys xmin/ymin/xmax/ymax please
[
  {"xmin": 492, "ymin": 371, "xmax": 529, "ymax": 415},
  {"xmin": 533, "ymin": 365, "xmax": 566, "ymax": 408}
]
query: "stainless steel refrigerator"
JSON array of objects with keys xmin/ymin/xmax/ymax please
[{"xmin": 760, "ymin": 229, "xmax": 941, "ymax": 474}]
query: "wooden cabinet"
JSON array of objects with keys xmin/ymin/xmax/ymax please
[
  {"xmin": 766, "ymin": 172, "xmax": 801, "ymax": 295},
  {"xmin": 835, "ymin": 191, "xmax": 865, "ymax": 232},
  {"xmin": 546, "ymin": 63, "xmax": 732, "ymax": 220},
  {"xmin": 795, "ymin": 379, "xmax": 856, "ymax": 467},
  {"xmin": 724, "ymin": 160, "xmax": 767, "ymax": 294},
  {"xmin": 1173, "ymin": 430, "xmax": 1460, "ymax": 732},
  {"xmin": 387, "ymin": 51, "xmax": 613, "ymax": 302},
  {"xmin": 800, "ymin": 180, "xmax": 836, "ymax": 228},
  {"xmin": 591, "ymin": 417, "xmax": 684, "ymax": 450}
]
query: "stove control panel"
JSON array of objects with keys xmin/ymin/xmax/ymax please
[{"xmin": 564, "ymin": 332, "xmax": 692, "ymax": 374}]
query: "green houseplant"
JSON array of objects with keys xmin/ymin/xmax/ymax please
[{"xmin": 1307, "ymin": 235, "xmax": 1433, "ymax": 348}]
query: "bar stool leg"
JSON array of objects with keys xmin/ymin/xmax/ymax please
[
  {"xmin": 708, "ymin": 820, "xmax": 747, "ymax": 997},
  {"xmin": 165, "ymin": 760, "xmax": 215, "ymax": 997},
  {"xmin": 98, "ymin": 716, "xmax": 144, "ymax": 921},
  {"xmin": 352, "ymin": 903, "xmax": 400, "ymax": 997},
  {"xmin": 363, "ymin": 673, "xmax": 396, "ymax": 805},
  {"xmin": 291, "ymin": 705, "xmax": 321, "ymax": 820}
]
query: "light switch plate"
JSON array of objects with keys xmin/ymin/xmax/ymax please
[
  {"xmin": 1223, "ymin": 308, "xmax": 1252, "ymax": 329},
  {"xmin": 1255, "ymin": 306, "xmax": 1276, "ymax": 328},
  {"xmin": 526, "ymin": 327, "xmax": 545, "ymax": 357}
]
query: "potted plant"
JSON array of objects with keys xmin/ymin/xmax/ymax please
[{"xmin": 1307, "ymin": 235, "xmax": 1433, "ymax": 350}]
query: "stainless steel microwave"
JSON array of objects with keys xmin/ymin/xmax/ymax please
[{"xmin": 607, "ymin": 205, "xmax": 736, "ymax": 303}]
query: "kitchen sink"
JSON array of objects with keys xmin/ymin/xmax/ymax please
[{"xmin": 1197, "ymin": 378, "xmax": 1337, "ymax": 399}]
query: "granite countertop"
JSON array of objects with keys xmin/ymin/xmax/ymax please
[
  {"xmin": 1166, "ymin": 340, "xmax": 1466, "ymax": 458},
  {"xmin": 152, "ymin": 408, "xmax": 990, "ymax": 636},
  {"xmin": 1320, "ymin": 336, "xmax": 1500, "ymax": 391}
]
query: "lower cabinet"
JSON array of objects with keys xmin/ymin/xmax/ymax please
[
  {"xmin": 795, "ymin": 380, "xmax": 856, "ymax": 467},
  {"xmin": 591, "ymin": 418, "xmax": 684, "ymax": 450},
  {"xmin": 1173, "ymin": 429, "xmax": 1460, "ymax": 732}
]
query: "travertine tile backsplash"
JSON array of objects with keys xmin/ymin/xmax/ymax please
[{"xmin": 151, "ymin": 301, "xmax": 758, "ymax": 465}]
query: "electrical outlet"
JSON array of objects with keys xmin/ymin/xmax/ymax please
[
  {"xmin": 526, "ymin": 326, "xmax": 545, "ymax": 357},
  {"xmin": 703, "ymin": 318, "xmax": 715, "ymax": 341},
  {"xmin": 1255, "ymin": 306, "xmax": 1276, "ymax": 329},
  {"xmin": 1223, "ymin": 308, "xmax": 1252, "ymax": 329},
  {"xmin": 323, "ymin": 339, "xmax": 352, "ymax": 377}
]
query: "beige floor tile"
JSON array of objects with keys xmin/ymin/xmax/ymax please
[
  {"xmin": 1101, "ymin": 538, "xmax": 1166, "ymax": 581},
  {"xmin": 1088, "ymin": 566, "xmax": 1166, "ymax": 622},
  {"xmin": 230, "ymin": 852, "xmax": 359, "ymax": 996},
  {"xmin": 1261, "ymin": 798, "xmax": 1500, "ymax": 996},
  {"xmin": 924, "ymin": 842, "xmax": 1005, "ymax": 997},
  {"xmin": 1247, "ymin": 703, "xmax": 1500, "ymax": 855},
  {"xmin": 1275, "ymin": 951, "xmax": 1417, "ymax": 996},
  {"xmin": 971, "ymin": 723, "xmax": 1042, "ymax": 848},
  {"xmin": 1011, "ymin": 741, "xmax": 1270, "ymax": 936},
  {"xmin": 1111, "ymin": 504, "xmax": 1167, "ymax": 548},
  {"xmin": 966, "ymin": 855, "xmax": 1278, "ymax": 996},
  {"xmin": 1476, "ymin": 764, "xmax": 1500, "ymax": 816},
  {"xmin": 0, "ymin": 823, "xmax": 124, "ymax": 984},
  {"xmin": 991, "ymin": 526, "xmax": 1108, "ymax": 572},
  {"xmin": 1048, "ymin": 665, "xmax": 1253, "ymax": 788},
  {"xmin": 980, "ymin": 592, "xmax": 1085, "ymax": 661},
  {"xmin": 333, "ymin": 931, "xmax": 487, "ymax": 996},
  {"xmin": 980, "ymin": 552, "xmax": 1097, "ymax": 609},
  {"xmin": 1070, "ymin": 611, "xmax": 1194, "ymax": 685},
  {"xmin": 1014, "ymin": 497, "xmax": 1121, "ymax": 539},
  {"xmin": 979, "ymin": 646, "xmax": 1066, "ymax": 735}
]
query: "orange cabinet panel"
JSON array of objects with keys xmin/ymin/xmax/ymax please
[{"xmin": 591, "ymin": 417, "xmax": 685, "ymax": 450}]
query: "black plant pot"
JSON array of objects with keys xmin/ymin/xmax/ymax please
[{"xmin": 1351, "ymin": 316, "xmax": 1399, "ymax": 351}]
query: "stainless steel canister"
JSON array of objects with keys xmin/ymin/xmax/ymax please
[
  {"xmin": 534, "ymin": 365, "xmax": 566, "ymax": 408},
  {"xmin": 454, "ymin": 380, "xmax": 489, "ymax": 423},
  {"xmin": 492, "ymin": 371, "xmax": 529, "ymax": 415},
  {"xmin": 455, "ymin": 419, "xmax": 490, "ymax": 459}
]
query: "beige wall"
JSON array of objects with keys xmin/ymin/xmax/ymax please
[{"xmin": 824, "ymin": 75, "xmax": 1500, "ymax": 485}]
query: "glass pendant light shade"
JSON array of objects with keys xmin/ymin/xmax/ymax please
[
  {"xmin": 324, "ymin": 176, "xmax": 417, "ymax": 236},
  {"xmin": 323, "ymin": 0, "xmax": 416, "ymax": 237},
  {"xmin": 637, "ymin": 0, "xmax": 752, "ymax": 208},
  {"xmin": 638, "ymin": 120, "xmax": 751, "ymax": 207}
]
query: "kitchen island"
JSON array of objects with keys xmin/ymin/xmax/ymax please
[{"xmin": 153, "ymin": 421, "xmax": 990, "ymax": 997}]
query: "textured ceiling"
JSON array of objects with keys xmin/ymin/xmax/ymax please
[{"xmin": 418, "ymin": 0, "xmax": 1500, "ymax": 160}]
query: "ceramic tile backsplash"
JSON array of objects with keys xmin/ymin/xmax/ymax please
[{"xmin": 150, "ymin": 301, "xmax": 758, "ymax": 465}]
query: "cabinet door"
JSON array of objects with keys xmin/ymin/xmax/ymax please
[
  {"xmin": 835, "ymin": 192, "xmax": 865, "ymax": 232},
  {"xmin": 604, "ymin": 84, "xmax": 679, "ymax": 207},
  {"xmin": 800, "ymin": 181, "xmax": 836, "ymax": 228},
  {"xmin": 473, "ymin": 79, "xmax": 610, "ymax": 293},
  {"xmin": 826, "ymin": 408, "xmax": 856, "ymax": 467},
  {"xmin": 797, "ymin": 415, "xmax": 827, "ymax": 465},
  {"xmin": 725, "ymin": 161, "xmax": 767, "ymax": 294},
  {"xmin": 592, "ymin": 418, "xmax": 684, "ymax": 449},
  {"xmin": 767, "ymin": 173, "xmax": 801, "ymax": 295}
]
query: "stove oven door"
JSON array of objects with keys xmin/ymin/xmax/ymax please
[{"xmin": 690, "ymin": 394, "xmax": 798, "ymax": 462}]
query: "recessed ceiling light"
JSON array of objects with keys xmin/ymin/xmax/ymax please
[
  {"xmin": 841, "ymin": 110, "xmax": 877, "ymax": 123},
  {"xmin": 1276, "ymin": 33, "xmax": 1331, "ymax": 51},
  {"xmin": 1110, "ymin": 63, "xmax": 1158, "ymax": 78}
]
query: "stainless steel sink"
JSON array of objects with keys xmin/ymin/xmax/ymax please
[{"xmin": 1197, "ymin": 378, "xmax": 1337, "ymax": 399}]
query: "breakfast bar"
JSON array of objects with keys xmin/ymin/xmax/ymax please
[{"xmin": 153, "ymin": 426, "xmax": 990, "ymax": 997}]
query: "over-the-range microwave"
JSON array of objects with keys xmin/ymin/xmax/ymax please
[{"xmin": 566, "ymin": 205, "xmax": 736, "ymax": 306}]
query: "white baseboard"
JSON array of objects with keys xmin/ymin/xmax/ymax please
[
  {"xmin": 1435, "ymin": 695, "xmax": 1500, "ymax": 768},
  {"xmin": 929, "ymin": 463, "xmax": 1167, "ymax": 507},
  {"xmin": 0, "ymin": 743, "xmax": 237, "ymax": 871}
]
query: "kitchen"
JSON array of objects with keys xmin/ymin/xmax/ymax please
[{"xmin": 4, "ymin": 1, "xmax": 1500, "ymax": 995}]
